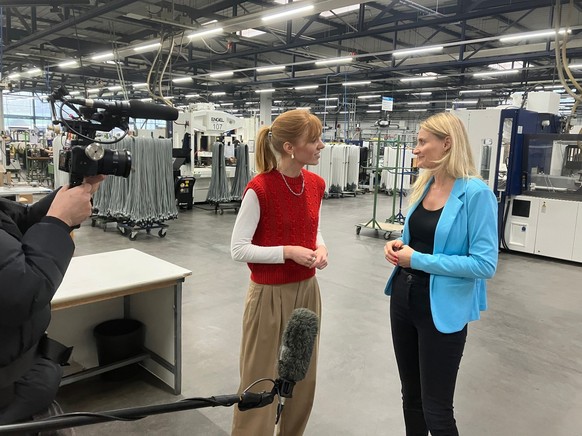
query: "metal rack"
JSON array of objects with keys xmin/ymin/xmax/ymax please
[{"xmin": 356, "ymin": 135, "xmax": 411, "ymax": 240}]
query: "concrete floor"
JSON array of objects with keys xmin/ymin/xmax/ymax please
[{"xmin": 55, "ymin": 192, "xmax": 582, "ymax": 435}]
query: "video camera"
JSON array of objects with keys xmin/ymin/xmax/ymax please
[{"xmin": 48, "ymin": 86, "xmax": 179, "ymax": 186}]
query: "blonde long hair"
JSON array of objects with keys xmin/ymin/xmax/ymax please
[
  {"xmin": 409, "ymin": 112, "xmax": 479, "ymax": 204},
  {"xmin": 255, "ymin": 109, "xmax": 322, "ymax": 173}
]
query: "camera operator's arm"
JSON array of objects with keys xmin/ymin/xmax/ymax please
[{"xmin": 0, "ymin": 184, "xmax": 94, "ymax": 326}]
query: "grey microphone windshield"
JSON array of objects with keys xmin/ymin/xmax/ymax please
[{"xmin": 277, "ymin": 308, "xmax": 319, "ymax": 383}]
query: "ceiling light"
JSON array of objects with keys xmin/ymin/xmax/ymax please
[
  {"xmin": 358, "ymin": 94, "xmax": 381, "ymax": 99},
  {"xmin": 342, "ymin": 80, "xmax": 371, "ymax": 86},
  {"xmin": 407, "ymin": 101, "xmax": 431, "ymax": 105},
  {"xmin": 569, "ymin": 63, "xmax": 582, "ymax": 69},
  {"xmin": 499, "ymin": 28, "xmax": 571, "ymax": 43},
  {"xmin": 7, "ymin": 73, "xmax": 20, "ymax": 79},
  {"xmin": 140, "ymin": 98, "xmax": 153, "ymax": 102},
  {"xmin": 202, "ymin": 20, "xmax": 218, "ymax": 26},
  {"xmin": 220, "ymin": 102, "xmax": 234, "ymax": 105},
  {"xmin": 318, "ymin": 97, "xmax": 338, "ymax": 101},
  {"xmin": 256, "ymin": 88, "xmax": 276, "ymax": 93},
  {"xmin": 185, "ymin": 94, "xmax": 200, "ymax": 98},
  {"xmin": 87, "ymin": 88, "xmax": 101, "ymax": 93},
  {"xmin": 400, "ymin": 76, "xmax": 438, "ymax": 82},
  {"xmin": 133, "ymin": 83, "xmax": 149, "ymax": 88},
  {"xmin": 212, "ymin": 91, "xmax": 226, "ymax": 96},
  {"xmin": 320, "ymin": 4, "xmax": 360, "ymax": 18},
  {"xmin": 26, "ymin": 68, "xmax": 42, "ymax": 76},
  {"xmin": 456, "ymin": 100, "xmax": 478, "ymax": 104},
  {"xmin": 133, "ymin": 42, "xmax": 161, "ymax": 52},
  {"xmin": 459, "ymin": 89, "xmax": 493, "ymax": 94},
  {"xmin": 91, "ymin": 52, "xmax": 114, "ymax": 61},
  {"xmin": 209, "ymin": 71, "xmax": 234, "ymax": 78},
  {"xmin": 274, "ymin": 100, "xmax": 283, "ymax": 103},
  {"xmin": 366, "ymin": 110, "xmax": 381, "ymax": 113},
  {"xmin": 256, "ymin": 65, "xmax": 286, "ymax": 72},
  {"xmin": 172, "ymin": 77, "xmax": 192, "ymax": 83},
  {"xmin": 368, "ymin": 103, "xmax": 382, "ymax": 107},
  {"xmin": 245, "ymin": 101, "xmax": 258, "ymax": 105},
  {"xmin": 187, "ymin": 27, "xmax": 223, "ymax": 39},
  {"xmin": 295, "ymin": 85, "xmax": 319, "ymax": 90},
  {"xmin": 315, "ymin": 56, "xmax": 353, "ymax": 66},
  {"xmin": 239, "ymin": 29, "xmax": 266, "ymax": 38},
  {"xmin": 296, "ymin": 107, "xmax": 311, "ymax": 110},
  {"xmin": 393, "ymin": 45, "xmax": 443, "ymax": 57},
  {"xmin": 68, "ymin": 91, "xmax": 81, "ymax": 96},
  {"xmin": 108, "ymin": 85, "xmax": 123, "ymax": 91},
  {"xmin": 411, "ymin": 92, "xmax": 432, "ymax": 96},
  {"xmin": 409, "ymin": 109, "xmax": 428, "ymax": 112},
  {"xmin": 58, "ymin": 60, "xmax": 78, "ymax": 68},
  {"xmin": 262, "ymin": 4, "xmax": 315, "ymax": 22},
  {"xmin": 473, "ymin": 69, "xmax": 520, "ymax": 77}
]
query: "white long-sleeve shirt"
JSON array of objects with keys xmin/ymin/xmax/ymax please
[{"xmin": 230, "ymin": 189, "xmax": 325, "ymax": 264}]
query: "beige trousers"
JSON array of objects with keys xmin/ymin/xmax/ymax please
[{"xmin": 231, "ymin": 277, "xmax": 322, "ymax": 436}]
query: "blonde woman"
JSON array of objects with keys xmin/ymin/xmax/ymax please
[
  {"xmin": 384, "ymin": 112, "xmax": 498, "ymax": 435},
  {"xmin": 231, "ymin": 109, "xmax": 328, "ymax": 436}
]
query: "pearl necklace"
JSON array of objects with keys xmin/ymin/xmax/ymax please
[{"xmin": 280, "ymin": 170, "xmax": 305, "ymax": 196}]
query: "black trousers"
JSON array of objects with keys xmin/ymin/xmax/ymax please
[
  {"xmin": 0, "ymin": 357, "xmax": 62, "ymax": 425},
  {"xmin": 390, "ymin": 269, "xmax": 467, "ymax": 436}
]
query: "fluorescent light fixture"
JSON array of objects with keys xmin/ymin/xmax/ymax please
[
  {"xmin": 140, "ymin": 98, "xmax": 153, "ymax": 102},
  {"xmin": 318, "ymin": 97, "xmax": 338, "ymax": 101},
  {"xmin": 26, "ymin": 68, "xmax": 42, "ymax": 76},
  {"xmin": 411, "ymin": 92, "xmax": 432, "ymax": 96},
  {"xmin": 499, "ymin": 28, "xmax": 571, "ymax": 43},
  {"xmin": 569, "ymin": 63, "xmax": 582, "ymax": 69},
  {"xmin": 133, "ymin": 42, "xmax": 161, "ymax": 52},
  {"xmin": 185, "ymin": 94, "xmax": 200, "ymax": 98},
  {"xmin": 409, "ymin": 109, "xmax": 428, "ymax": 112},
  {"xmin": 245, "ymin": 101, "xmax": 258, "ymax": 105},
  {"xmin": 262, "ymin": 4, "xmax": 315, "ymax": 22},
  {"xmin": 212, "ymin": 91, "xmax": 226, "ymax": 96},
  {"xmin": 58, "ymin": 60, "xmax": 78, "ymax": 68},
  {"xmin": 255, "ymin": 88, "xmax": 276, "ymax": 93},
  {"xmin": 209, "ymin": 71, "xmax": 234, "ymax": 78},
  {"xmin": 407, "ymin": 101, "xmax": 431, "ymax": 105},
  {"xmin": 108, "ymin": 85, "xmax": 123, "ymax": 91},
  {"xmin": 202, "ymin": 20, "xmax": 218, "ymax": 26},
  {"xmin": 296, "ymin": 107, "xmax": 311, "ymax": 110},
  {"xmin": 133, "ymin": 83, "xmax": 149, "ymax": 88},
  {"xmin": 366, "ymin": 110, "xmax": 381, "ymax": 113},
  {"xmin": 220, "ymin": 102, "xmax": 234, "ymax": 105},
  {"xmin": 295, "ymin": 85, "xmax": 319, "ymax": 90},
  {"xmin": 187, "ymin": 27, "xmax": 223, "ymax": 39},
  {"xmin": 459, "ymin": 89, "xmax": 493, "ymax": 94},
  {"xmin": 358, "ymin": 94, "xmax": 381, "ymax": 99},
  {"xmin": 7, "ymin": 73, "xmax": 20, "ymax": 79},
  {"xmin": 87, "ymin": 88, "xmax": 101, "ymax": 93},
  {"xmin": 172, "ymin": 77, "xmax": 192, "ymax": 83},
  {"xmin": 315, "ymin": 56, "xmax": 353, "ymax": 66},
  {"xmin": 456, "ymin": 100, "xmax": 478, "ymax": 104},
  {"xmin": 342, "ymin": 80, "xmax": 371, "ymax": 86},
  {"xmin": 239, "ymin": 29, "xmax": 266, "ymax": 38},
  {"xmin": 473, "ymin": 69, "xmax": 520, "ymax": 77},
  {"xmin": 368, "ymin": 103, "xmax": 382, "ymax": 107},
  {"xmin": 274, "ymin": 100, "xmax": 283, "ymax": 103},
  {"xmin": 393, "ymin": 45, "xmax": 443, "ymax": 57},
  {"xmin": 91, "ymin": 52, "xmax": 114, "ymax": 61},
  {"xmin": 320, "ymin": 4, "xmax": 360, "ymax": 18},
  {"xmin": 256, "ymin": 65, "xmax": 286, "ymax": 72},
  {"xmin": 68, "ymin": 91, "xmax": 81, "ymax": 96},
  {"xmin": 400, "ymin": 76, "xmax": 438, "ymax": 82},
  {"xmin": 324, "ymin": 105, "xmax": 337, "ymax": 109}
]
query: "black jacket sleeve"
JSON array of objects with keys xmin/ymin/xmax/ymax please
[{"xmin": 0, "ymin": 192, "xmax": 75, "ymax": 327}]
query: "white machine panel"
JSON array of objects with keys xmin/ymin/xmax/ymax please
[
  {"xmin": 533, "ymin": 198, "xmax": 578, "ymax": 260},
  {"xmin": 504, "ymin": 195, "xmax": 540, "ymax": 254}
]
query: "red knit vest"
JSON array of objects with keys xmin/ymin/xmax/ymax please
[{"xmin": 245, "ymin": 169, "xmax": 325, "ymax": 285}]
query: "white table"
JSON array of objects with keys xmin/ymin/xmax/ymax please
[
  {"xmin": 0, "ymin": 186, "xmax": 52, "ymax": 197},
  {"xmin": 48, "ymin": 249, "xmax": 192, "ymax": 394}
]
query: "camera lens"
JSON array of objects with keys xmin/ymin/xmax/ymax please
[{"xmin": 98, "ymin": 149, "xmax": 132, "ymax": 178}]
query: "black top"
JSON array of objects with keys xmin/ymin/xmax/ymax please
[{"xmin": 404, "ymin": 200, "xmax": 443, "ymax": 278}]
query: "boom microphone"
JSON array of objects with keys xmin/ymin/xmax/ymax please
[
  {"xmin": 66, "ymin": 97, "xmax": 179, "ymax": 121},
  {"xmin": 277, "ymin": 308, "xmax": 319, "ymax": 397}
]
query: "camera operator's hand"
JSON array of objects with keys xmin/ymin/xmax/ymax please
[
  {"xmin": 46, "ymin": 183, "xmax": 93, "ymax": 227},
  {"xmin": 83, "ymin": 175, "xmax": 107, "ymax": 195}
]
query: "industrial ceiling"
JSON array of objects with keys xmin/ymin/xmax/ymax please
[{"xmin": 1, "ymin": 0, "xmax": 582, "ymax": 120}]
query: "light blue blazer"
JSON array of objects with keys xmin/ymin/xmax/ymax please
[{"xmin": 384, "ymin": 177, "xmax": 498, "ymax": 333}]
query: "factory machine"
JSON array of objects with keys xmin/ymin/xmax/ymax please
[
  {"xmin": 455, "ymin": 106, "xmax": 582, "ymax": 263},
  {"xmin": 172, "ymin": 103, "xmax": 244, "ymax": 203}
]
